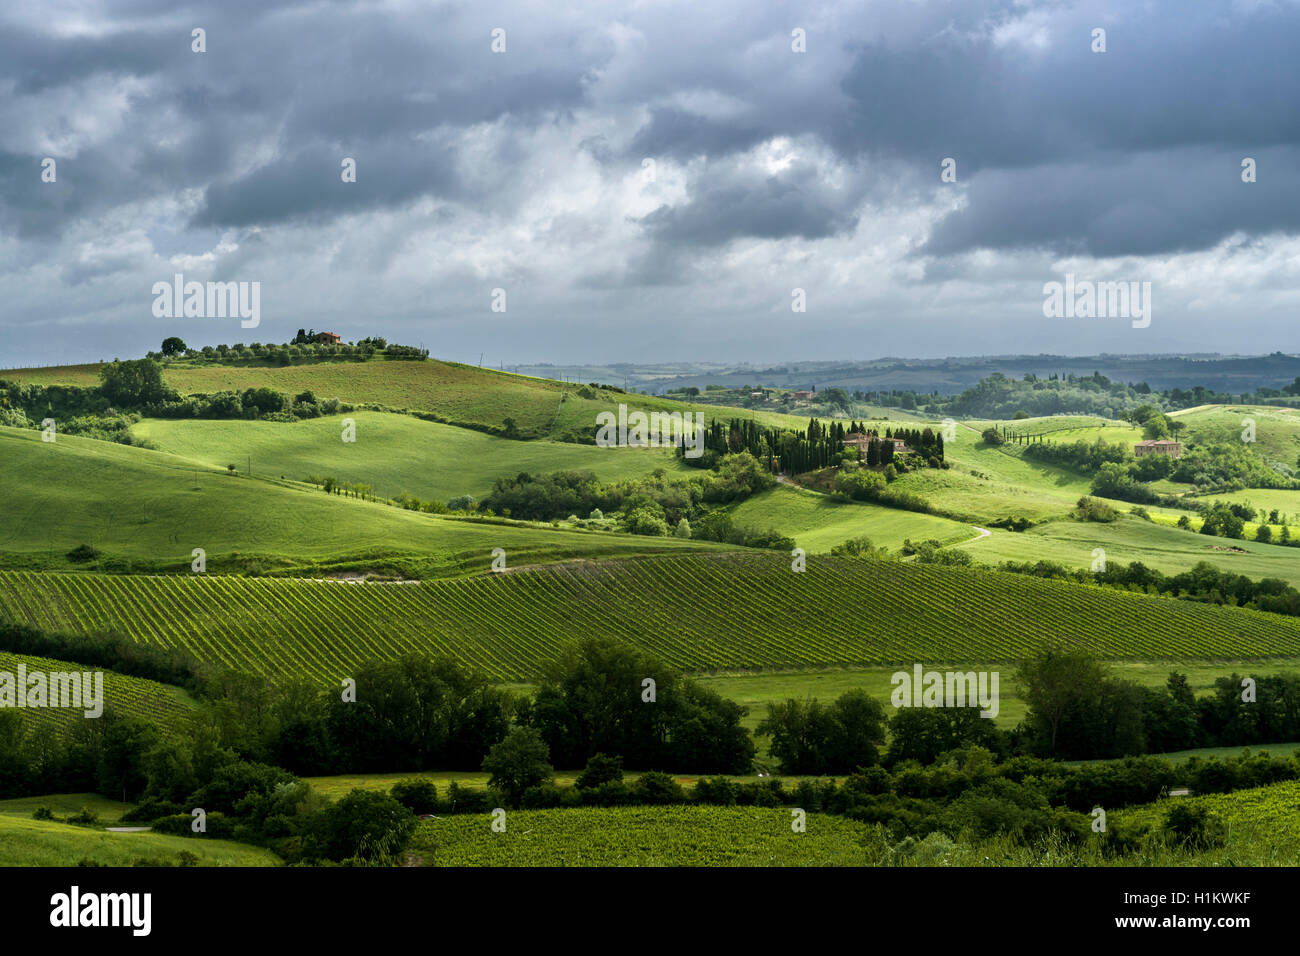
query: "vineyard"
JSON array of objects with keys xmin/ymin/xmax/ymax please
[
  {"xmin": 1118, "ymin": 780, "xmax": 1300, "ymax": 848},
  {"xmin": 2, "ymin": 554, "xmax": 1300, "ymax": 684},
  {"xmin": 411, "ymin": 806, "xmax": 875, "ymax": 866},
  {"xmin": 0, "ymin": 651, "xmax": 195, "ymax": 738}
]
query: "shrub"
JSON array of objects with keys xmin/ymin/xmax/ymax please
[
  {"xmin": 1162, "ymin": 803, "xmax": 1226, "ymax": 849},
  {"xmin": 630, "ymin": 771, "xmax": 686, "ymax": 805},
  {"xmin": 67, "ymin": 544, "xmax": 100, "ymax": 563},
  {"xmin": 1073, "ymin": 496, "xmax": 1118, "ymax": 522},
  {"xmin": 390, "ymin": 779, "xmax": 439, "ymax": 815}
]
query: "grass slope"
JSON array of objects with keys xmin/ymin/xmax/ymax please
[
  {"xmin": 0, "ymin": 427, "xmax": 730, "ymax": 577},
  {"xmin": 955, "ymin": 513, "xmax": 1300, "ymax": 586},
  {"xmin": 5, "ymin": 554, "xmax": 1300, "ymax": 684},
  {"xmin": 0, "ymin": 814, "xmax": 278, "ymax": 866},
  {"xmin": 131, "ymin": 412, "xmax": 688, "ymax": 503},
  {"xmin": 728, "ymin": 484, "xmax": 974, "ymax": 552}
]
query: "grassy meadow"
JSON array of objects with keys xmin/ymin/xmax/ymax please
[
  {"xmin": 131, "ymin": 412, "xmax": 690, "ymax": 503},
  {"xmin": 0, "ymin": 426, "xmax": 728, "ymax": 577},
  {"xmin": 0, "ymin": 814, "xmax": 279, "ymax": 867}
]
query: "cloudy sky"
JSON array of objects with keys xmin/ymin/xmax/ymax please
[{"xmin": 2, "ymin": 0, "xmax": 1298, "ymax": 369}]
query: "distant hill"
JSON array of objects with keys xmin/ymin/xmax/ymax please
[
  {"xmin": 0, "ymin": 356, "xmax": 812, "ymax": 440},
  {"xmin": 509, "ymin": 353, "xmax": 1300, "ymax": 396}
]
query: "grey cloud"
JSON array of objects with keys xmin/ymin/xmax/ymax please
[{"xmin": 638, "ymin": 157, "xmax": 864, "ymax": 245}]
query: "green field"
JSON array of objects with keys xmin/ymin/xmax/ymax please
[
  {"xmin": 0, "ymin": 813, "xmax": 279, "ymax": 866},
  {"xmin": 410, "ymin": 805, "xmax": 875, "ymax": 866},
  {"xmin": 303, "ymin": 770, "xmax": 808, "ymax": 799},
  {"xmin": 0, "ymin": 650, "xmax": 196, "ymax": 737},
  {"xmin": 0, "ymin": 792, "xmax": 132, "ymax": 822},
  {"xmin": 5, "ymin": 554, "xmax": 1300, "ymax": 684},
  {"xmin": 728, "ymin": 483, "xmax": 975, "ymax": 552},
  {"xmin": 131, "ymin": 412, "xmax": 689, "ymax": 503},
  {"xmin": 891, "ymin": 436, "xmax": 1094, "ymax": 522},
  {"xmin": 700, "ymin": 659, "xmax": 1300, "ymax": 737},
  {"xmin": 0, "ymin": 427, "xmax": 728, "ymax": 577},
  {"xmin": 1172, "ymin": 403, "xmax": 1300, "ymax": 463},
  {"xmin": 954, "ymin": 512, "xmax": 1300, "ymax": 586}
]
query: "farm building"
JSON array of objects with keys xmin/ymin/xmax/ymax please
[
  {"xmin": 844, "ymin": 432, "xmax": 912, "ymax": 455},
  {"xmin": 1134, "ymin": 439, "xmax": 1183, "ymax": 458},
  {"xmin": 314, "ymin": 331, "xmax": 342, "ymax": 344},
  {"xmin": 792, "ymin": 390, "xmax": 813, "ymax": 400}
]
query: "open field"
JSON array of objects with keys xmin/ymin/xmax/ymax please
[
  {"xmin": 302, "ymin": 770, "xmax": 810, "ymax": 798},
  {"xmin": 0, "ymin": 793, "xmax": 132, "ymax": 822},
  {"xmin": 699, "ymin": 659, "xmax": 1300, "ymax": 736},
  {"xmin": 411, "ymin": 806, "xmax": 875, "ymax": 866},
  {"xmin": 727, "ymin": 483, "xmax": 974, "ymax": 552},
  {"xmin": 1171, "ymin": 404, "xmax": 1300, "ymax": 463},
  {"xmin": 132, "ymin": 412, "xmax": 688, "ymax": 503},
  {"xmin": 5, "ymin": 554, "xmax": 1300, "ymax": 684},
  {"xmin": 954, "ymin": 513, "xmax": 1300, "ymax": 586},
  {"xmin": 0, "ymin": 813, "xmax": 280, "ymax": 866},
  {"xmin": 892, "ymin": 436, "xmax": 1094, "ymax": 522},
  {"xmin": 0, "ymin": 427, "xmax": 729, "ymax": 577}
]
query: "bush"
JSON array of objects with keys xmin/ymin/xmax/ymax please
[
  {"xmin": 1162, "ymin": 803, "xmax": 1226, "ymax": 849},
  {"xmin": 1073, "ymin": 496, "xmax": 1118, "ymax": 522},
  {"xmin": 630, "ymin": 771, "xmax": 686, "ymax": 805},
  {"xmin": 576, "ymin": 753, "xmax": 624, "ymax": 791},
  {"xmin": 692, "ymin": 776, "xmax": 739, "ymax": 806},
  {"xmin": 65, "ymin": 807, "xmax": 100, "ymax": 826},
  {"xmin": 390, "ymin": 779, "xmax": 439, "ymax": 815},
  {"xmin": 67, "ymin": 544, "xmax": 100, "ymax": 563}
]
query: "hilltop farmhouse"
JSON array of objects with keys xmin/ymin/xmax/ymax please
[{"xmin": 1134, "ymin": 439, "xmax": 1183, "ymax": 458}]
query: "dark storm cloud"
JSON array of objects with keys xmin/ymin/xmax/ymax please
[
  {"xmin": 923, "ymin": 148, "xmax": 1300, "ymax": 258},
  {"xmin": 638, "ymin": 156, "xmax": 863, "ymax": 245},
  {"xmin": 191, "ymin": 137, "xmax": 465, "ymax": 228},
  {"xmin": 2, "ymin": 0, "xmax": 1300, "ymax": 370},
  {"xmin": 6, "ymin": 0, "xmax": 1300, "ymax": 253},
  {"xmin": 831, "ymin": 3, "xmax": 1300, "ymax": 256},
  {"xmin": 627, "ymin": 108, "xmax": 772, "ymax": 163}
]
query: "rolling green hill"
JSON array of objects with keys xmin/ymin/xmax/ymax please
[
  {"xmin": 0, "ymin": 427, "xmax": 731, "ymax": 577},
  {"xmin": 954, "ymin": 513, "xmax": 1300, "ymax": 587},
  {"xmin": 3, "ymin": 357, "xmax": 813, "ymax": 439},
  {"xmin": 130, "ymin": 412, "xmax": 688, "ymax": 503},
  {"xmin": 0, "ymin": 813, "xmax": 279, "ymax": 866},
  {"xmin": 728, "ymin": 483, "xmax": 974, "ymax": 552},
  {"xmin": 4, "ymin": 554, "xmax": 1300, "ymax": 684},
  {"xmin": 1172, "ymin": 404, "xmax": 1300, "ymax": 462}
]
